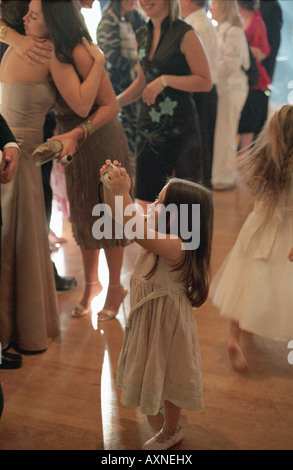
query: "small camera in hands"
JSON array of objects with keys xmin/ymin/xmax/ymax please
[{"xmin": 100, "ymin": 163, "xmax": 120, "ymax": 189}]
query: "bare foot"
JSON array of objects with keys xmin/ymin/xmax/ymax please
[{"xmin": 228, "ymin": 338, "xmax": 249, "ymax": 373}]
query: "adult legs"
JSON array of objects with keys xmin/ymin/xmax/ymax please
[
  {"xmin": 74, "ymin": 246, "xmax": 126, "ymax": 319},
  {"xmin": 98, "ymin": 246, "xmax": 126, "ymax": 321},
  {"xmin": 73, "ymin": 248, "xmax": 102, "ymax": 316},
  {"xmin": 212, "ymin": 87, "xmax": 248, "ymax": 188}
]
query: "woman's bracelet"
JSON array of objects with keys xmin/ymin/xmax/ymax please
[
  {"xmin": 0, "ymin": 24, "xmax": 11, "ymax": 42},
  {"xmin": 161, "ymin": 75, "xmax": 168, "ymax": 88},
  {"xmin": 78, "ymin": 119, "xmax": 95, "ymax": 145}
]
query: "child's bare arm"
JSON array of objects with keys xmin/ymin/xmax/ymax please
[{"xmin": 99, "ymin": 160, "xmax": 183, "ymax": 262}]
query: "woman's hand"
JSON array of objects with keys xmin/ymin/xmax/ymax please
[
  {"xmin": 100, "ymin": 159, "xmax": 131, "ymax": 195},
  {"xmin": 82, "ymin": 37, "xmax": 105, "ymax": 67},
  {"xmin": 14, "ymin": 35, "xmax": 53, "ymax": 65},
  {"xmin": 51, "ymin": 132, "xmax": 78, "ymax": 166},
  {"xmin": 142, "ymin": 76, "xmax": 165, "ymax": 106},
  {"xmin": 250, "ymin": 46, "xmax": 266, "ymax": 63}
]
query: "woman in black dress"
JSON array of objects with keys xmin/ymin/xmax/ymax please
[
  {"xmin": 96, "ymin": 0, "xmax": 139, "ymax": 173},
  {"xmin": 118, "ymin": 0, "xmax": 212, "ymax": 212}
]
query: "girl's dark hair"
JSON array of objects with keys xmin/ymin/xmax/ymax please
[
  {"xmin": 41, "ymin": 0, "xmax": 91, "ymax": 64},
  {"xmin": 146, "ymin": 178, "xmax": 214, "ymax": 308},
  {"xmin": 0, "ymin": 0, "xmax": 29, "ymax": 34}
]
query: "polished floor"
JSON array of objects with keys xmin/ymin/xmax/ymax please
[{"xmin": 0, "ymin": 185, "xmax": 293, "ymax": 450}]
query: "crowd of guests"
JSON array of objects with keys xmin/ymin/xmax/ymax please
[
  {"xmin": 98, "ymin": 0, "xmax": 282, "ymax": 192},
  {"xmin": 0, "ymin": 0, "xmax": 285, "ymax": 450}
]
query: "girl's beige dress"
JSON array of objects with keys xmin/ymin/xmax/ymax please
[
  {"xmin": 117, "ymin": 249, "xmax": 204, "ymax": 415},
  {"xmin": 0, "ymin": 82, "xmax": 60, "ymax": 352}
]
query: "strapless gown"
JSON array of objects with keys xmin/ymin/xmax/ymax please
[{"xmin": 0, "ymin": 82, "xmax": 60, "ymax": 352}]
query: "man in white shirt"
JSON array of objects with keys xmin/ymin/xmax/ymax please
[{"xmin": 180, "ymin": 0, "xmax": 219, "ymax": 189}]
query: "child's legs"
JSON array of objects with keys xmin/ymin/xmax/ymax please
[
  {"xmin": 229, "ymin": 319, "xmax": 241, "ymax": 343},
  {"xmin": 228, "ymin": 320, "xmax": 248, "ymax": 372},
  {"xmin": 162, "ymin": 400, "xmax": 181, "ymax": 436}
]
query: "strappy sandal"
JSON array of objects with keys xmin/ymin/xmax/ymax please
[
  {"xmin": 98, "ymin": 284, "xmax": 128, "ymax": 322},
  {"xmin": 71, "ymin": 280, "xmax": 101, "ymax": 318}
]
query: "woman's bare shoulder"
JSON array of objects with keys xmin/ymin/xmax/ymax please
[{"xmin": 0, "ymin": 47, "xmax": 49, "ymax": 82}]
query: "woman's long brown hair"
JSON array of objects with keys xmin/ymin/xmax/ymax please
[{"xmin": 41, "ymin": 0, "xmax": 91, "ymax": 65}]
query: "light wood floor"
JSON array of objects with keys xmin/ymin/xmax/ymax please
[{"xmin": 1, "ymin": 186, "xmax": 293, "ymax": 451}]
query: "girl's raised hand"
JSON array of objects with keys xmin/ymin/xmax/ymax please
[{"xmin": 100, "ymin": 159, "xmax": 130, "ymax": 195}]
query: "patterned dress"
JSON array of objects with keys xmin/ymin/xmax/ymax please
[
  {"xmin": 96, "ymin": 10, "xmax": 138, "ymax": 172},
  {"xmin": 135, "ymin": 16, "xmax": 202, "ymax": 202}
]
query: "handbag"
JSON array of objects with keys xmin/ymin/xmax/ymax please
[{"xmin": 31, "ymin": 139, "xmax": 72, "ymax": 166}]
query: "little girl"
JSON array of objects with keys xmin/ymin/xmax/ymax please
[
  {"xmin": 100, "ymin": 160, "xmax": 214, "ymax": 450},
  {"xmin": 210, "ymin": 105, "xmax": 293, "ymax": 372}
]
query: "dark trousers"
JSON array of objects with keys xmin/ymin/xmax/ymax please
[
  {"xmin": 0, "ymin": 383, "xmax": 3, "ymax": 418},
  {"xmin": 193, "ymin": 85, "xmax": 218, "ymax": 189}
]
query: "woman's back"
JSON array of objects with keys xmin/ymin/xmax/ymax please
[
  {"xmin": 0, "ymin": 46, "xmax": 50, "ymax": 83},
  {"xmin": 1, "ymin": 81, "xmax": 56, "ymax": 153}
]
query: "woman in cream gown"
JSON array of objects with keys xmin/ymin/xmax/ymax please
[
  {"xmin": 0, "ymin": 0, "xmax": 106, "ymax": 352},
  {"xmin": 0, "ymin": 81, "xmax": 60, "ymax": 352}
]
